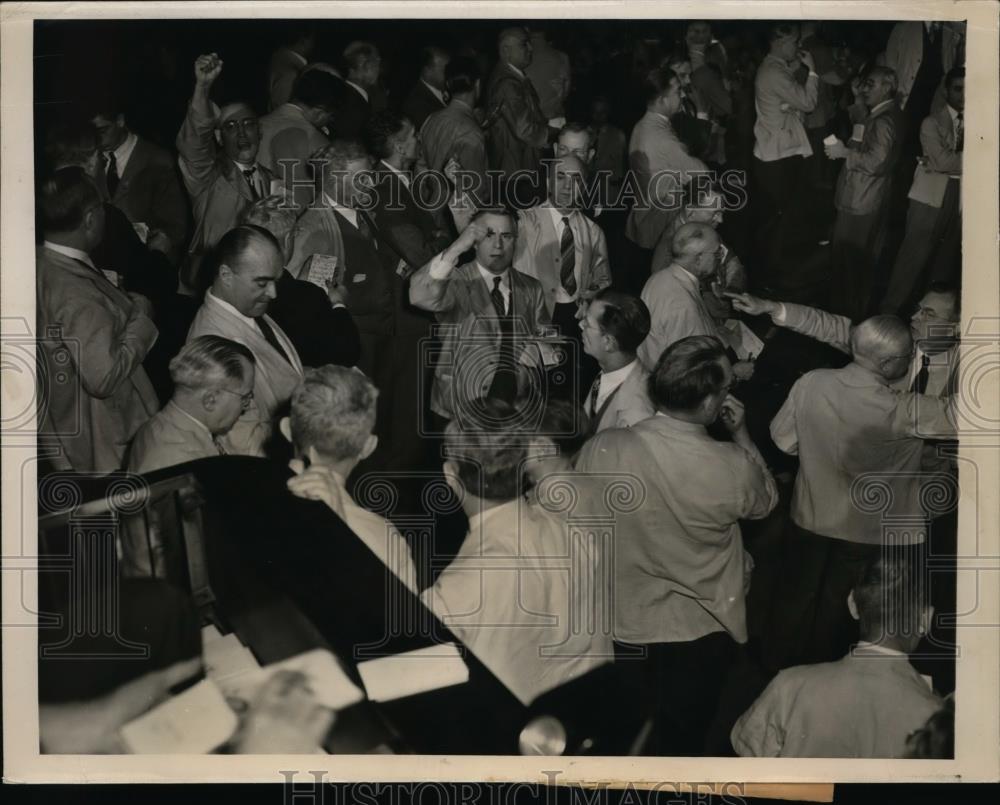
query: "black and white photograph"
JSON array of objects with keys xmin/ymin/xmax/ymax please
[{"xmin": 1, "ymin": 0, "xmax": 998, "ymax": 786}]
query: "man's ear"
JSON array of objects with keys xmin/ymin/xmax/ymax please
[
  {"xmin": 442, "ymin": 459, "xmax": 462, "ymax": 497},
  {"xmin": 360, "ymin": 433, "xmax": 378, "ymax": 460},
  {"xmin": 202, "ymin": 391, "xmax": 219, "ymax": 413},
  {"xmin": 115, "ymin": 113, "xmax": 126, "ymax": 128},
  {"xmin": 847, "ymin": 590, "xmax": 860, "ymax": 622},
  {"xmin": 279, "ymin": 416, "xmax": 293, "ymax": 444}
]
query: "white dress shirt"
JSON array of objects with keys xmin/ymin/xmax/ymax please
[
  {"xmin": 544, "ymin": 204, "xmax": 582, "ymax": 303},
  {"xmin": 477, "ymin": 263, "xmax": 511, "ymax": 311},
  {"xmin": 907, "ymin": 345, "xmax": 955, "ymax": 397},
  {"xmin": 594, "ymin": 359, "xmax": 637, "ymax": 412},
  {"xmin": 346, "ymin": 80, "xmax": 369, "ymax": 103},
  {"xmin": 206, "ymin": 289, "xmax": 297, "ymax": 358},
  {"xmin": 108, "ymin": 131, "xmax": 138, "ymax": 177},
  {"xmin": 233, "ymin": 158, "xmax": 267, "ymax": 197},
  {"xmin": 324, "ymin": 193, "xmax": 359, "ymax": 228},
  {"xmin": 380, "ymin": 160, "xmax": 411, "ymax": 189},
  {"xmin": 421, "ymin": 79, "xmax": 446, "ymax": 105}
]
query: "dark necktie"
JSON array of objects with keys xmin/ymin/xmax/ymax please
[
  {"xmin": 212, "ymin": 435, "xmax": 228, "ymax": 456},
  {"xmin": 955, "ymin": 112, "xmax": 964, "ymax": 153},
  {"xmin": 911, "ymin": 353, "xmax": 931, "ymax": 394},
  {"xmin": 242, "ymin": 167, "xmax": 260, "ymax": 201},
  {"xmin": 356, "ymin": 210, "xmax": 376, "ymax": 245},
  {"xmin": 106, "ymin": 153, "xmax": 120, "ymax": 197},
  {"xmin": 588, "ymin": 374, "xmax": 601, "ymax": 418},
  {"xmin": 255, "ymin": 316, "xmax": 291, "ymax": 365},
  {"xmin": 560, "ymin": 217, "xmax": 577, "ymax": 296},
  {"xmin": 491, "ymin": 276, "xmax": 508, "ymax": 317}
]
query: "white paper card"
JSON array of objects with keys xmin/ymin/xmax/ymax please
[
  {"xmin": 119, "ymin": 679, "xmax": 238, "ymax": 754},
  {"xmin": 217, "ymin": 649, "xmax": 365, "ymax": 711},
  {"xmin": 357, "ymin": 643, "xmax": 469, "ymax": 702},
  {"xmin": 203, "ymin": 633, "xmax": 260, "ymax": 682},
  {"xmin": 306, "ymin": 254, "xmax": 339, "ymax": 291}
]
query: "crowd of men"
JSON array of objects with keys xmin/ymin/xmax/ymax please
[{"xmin": 35, "ymin": 18, "xmax": 965, "ymax": 757}]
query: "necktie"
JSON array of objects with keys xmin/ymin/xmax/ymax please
[
  {"xmin": 356, "ymin": 209, "xmax": 375, "ymax": 245},
  {"xmin": 212, "ymin": 435, "xmax": 228, "ymax": 456},
  {"xmin": 911, "ymin": 353, "xmax": 931, "ymax": 394},
  {"xmin": 242, "ymin": 167, "xmax": 260, "ymax": 201},
  {"xmin": 560, "ymin": 217, "xmax": 577, "ymax": 296},
  {"xmin": 955, "ymin": 112, "xmax": 964, "ymax": 153},
  {"xmin": 588, "ymin": 374, "xmax": 601, "ymax": 418},
  {"xmin": 106, "ymin": 152, "xmax": 120, "ymax": 197},
  {"xmin": 255, "ymin": 317, "xmax": 291, "ymax": 364},
  {"xmin": 491, "ymin": 276, "xmax": 507, "ymax": 317}
]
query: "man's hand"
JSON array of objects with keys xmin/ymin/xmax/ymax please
[
  {"xmin": 719, "ymin": 394, "xmax": 749, "ymax": 438},
  {"xmin": 231, "ymin": 670, "xmax": 335, "ymax": 755},
  {"xmin": 327, "ymin": 281, "xmax": 349, "ymax": 308},
  {"xmin": 128, "ymin": 292, "xmax": 155, "ymax": 319},
  {"xmin": 725, "ymin": 291, "xmax": 780, "ymax": 318},
  {"xmin": 287, "ymin": 460, "xmax": 347, "ymax": 520},
  {"xmin": 732, "ymin": 360, "xmax": 756, "ymax": 382},
  {"xmin": 825, "ymin": 141, "xmax": 850, "ymax": 160},
  {"xmin": 146, "ymin": 230, "xmax": 173, "ymax": 256},
  {"xmin": 799, "ymin": 49, "xmax": 816, "ymax": 74},
  {"xmin": 688, "ymin": 85, "xmax": 709, "ymax": 116},
  {"xmin": 194, "ymin": 53, "xmax": 223, "ymax": 87},
  {"xmin": 442, "ymin": 219, "xmax": 486, "ymax": 264}
]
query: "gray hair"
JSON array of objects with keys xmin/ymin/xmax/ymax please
[
  {"xmin": 290, "ymin": 365, "xmax": 378, "ymax": 462},
  {"xmin": 672, "ymin": 221, "xmax": 719, "ymax": 259},
  {"xmin": 241, "ymin": 194, "xmax": 298, "ymax": 243},
  {"xmin": 311, "ymin": 140, "xmax": 370, "ymax": 175},
  {"xmin": 169, "ymin": 335, "xmax": 255, "ymax": 391},
  {"xmin": 850, "ymin": 315, "xmax": 911, "ymax": 362}
]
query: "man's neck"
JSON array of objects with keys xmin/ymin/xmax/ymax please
[
  {"xmin": 452, "ymin": 93, "xmax": 475, "ymax": 108},
  {"xmin": 660, "ymin": 407, "xmax": 708, "ymax": 426},
  {"xmin": 170, "ymin": 396, "xmax": 214, "ymax": 434},
  {"xmin": 599, "ymin": 352, "xmax": 634, "ymax": 373},
  {"xmin": 44, "ymin": 233, "xmax": 90, "ymax": 254},
  {"xmin": 308, "ymin": 455, "xmax": 357, "ymax": 481},
  {"xmin": 461, "ymin": 493, "xmax": 510, "ymax": 522}
]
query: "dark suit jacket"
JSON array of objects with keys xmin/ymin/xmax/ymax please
[
  {"xmin": 268, "ymin": 269, "xmax": 361, "ymax": 368},
  {"xmin": 485, "ymin": 62, "xmax": 549, "ymax": 175},
  {"xmin": 400, "ymin": 79, "xmax": 447, "ymax": 131},
  {"xmin": 370, "ymin": 163, "xmax": 449, "ymax": 269},
  {"xmin": 101, "ymin": 136, "xmax": 189, "ymax": 264},
  {"xmin": 329, "ymin": 80, "xmax": 371, "ymax": 141}
]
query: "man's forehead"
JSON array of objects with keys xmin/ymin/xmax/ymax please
[
  {"xmin": 920, "ymin": 291, "xmax": 958, "ymax": 314},
  {"xmin": 559, "ymin": 131, "xmax": 591, "ymax": 147},
  {"xmin": 481, "ymin": 214, "xmax": 514, "ymax": 232},
  {"xmin": 219, "ymin": 103, "xmax": 257, "ymax": 124}
]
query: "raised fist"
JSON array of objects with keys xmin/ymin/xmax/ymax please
[{"xmin": 194, "ymin": 53, "xmax": 223, "ymax": 86}]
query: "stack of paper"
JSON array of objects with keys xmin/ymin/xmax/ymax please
[{"xmin": 357, "ymin": 643, "xmax": 469, "ymax": 702}]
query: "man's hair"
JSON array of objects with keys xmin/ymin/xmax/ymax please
[
  {"xmin": 44, "ymin": 116, "xmax": 98, "ymax": 171},
  {"xmin": 925, "ymin": 281, "xmax": 961, "ymax": 318},
  {"xmin": 290, "ymin": 365, "xmax": 379, "ymax": 463},
  {"xmin": 365, "ymin": 110, "xmax": 410, "ymax": 160},
  {"xmin": 648, "ymin": 335, "xmax": 728, "ymax": 411},
  {"xmin": 445, "ymin": 397, "xmax": 527, "ymax": 501},
  {"xmin": 240, "ymin": 195, "xmax": 298, "ymax": 244},
  {"xmin": 672, "ymin": 221, "xmax": 718, "ymax": 259},
  {"xmin": 210, "ymin": 224, "xmax": 282, "ymax": 281},
  {"xmin": 592, "ymin": 289, "xmax": 651, "ymax": 354},
  {"xmin": 867, "ymin": 65, "xmax": 899, "ymax": 95},
  {"xmin": 768, "ymin": 22, "xmax": 800, "ymax": 43},
  {"xmin": 88, "ymin": 96, "xmax": 125, "ymax": 122},
  {"xmin": 642, "ymin": 67, "xmax": 679, "ymax": 105},
  {"xmin": 662, "ymin": 51, "xmax": 690, "ymax": 70},
  {"xmin": 534, "ymin": 398, "xmax": 590, "ymax": 459},
  {"xmin": 419, "ymin": 46, "xmax": 449, "ymax": 72},
  {"xmin": 169, "ymin": 335, "xmax": 255, "ymax": 391},
  {"xmin": 850, "ymin": 315, "xmax": 911, "ymax": 363},
  {"xmin": 470, "ymin": 207, "xmax": 517, "ymax": 230},
  {"xmin": 290, "ymin": 68, "xmax": 344, "ymax": 111},
  {"xmin": 853, "ymin": 553, "xmax": 927, "ymax": 642},
  {"xmin": 280, "ymin": 22, "xmax": 315, "ymax": 48},
  {"xmin": 685, "ymin": 181, "xmax": 724, "ymax": 211},
  {"xmin": 311, "ymin": 139, "xmax": 370, "ymax": 174},
  {"xmin": 37, "ymin": 167, "xmax": 100, "ymax": 234},
  {"xmin": 558, "ymin": 121, "xmax": 595, "ymax": 145},
  {"xmin": 497, "ymin": 26, "xmax": 528, "ymax": 51},
  {"xmin": 343, "ymin": 41, "xmax": 379, "ymax": 74},
  {"xmin": 945, "ymin": 67, "xmax": 965, "ymax": 88},
  {"xmin": 445, "ymin": 56, "xmax": 481, "ymax": 96}
]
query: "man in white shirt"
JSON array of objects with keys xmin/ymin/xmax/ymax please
[
  {"xmin": 579, "ymin": 289, "xmax": 654, "ymax": 432},
  {"xmin": 187, "ymin": 226, "xmax": 304, "ymax": 455},
  {"xmin": 752, "ymin": 23, "xmax": 818, "ymax": 269},
  {"xmin": 129, "ymin": 335, "xmax": 255, "ymax": 474},
  {"xmin": 281, "ymin": 365, "xmax": 419, "ymax": 592},
  {"xmin": 638, "ymin": 221, "xmax": 721, "ymax": 370},
  {"xmin": 732, "ymin": 554, "xmax": 942, "ymax": 758}
]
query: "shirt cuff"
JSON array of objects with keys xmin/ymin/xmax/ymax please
[
  {"xmin": 427, "ymin": 252, "xmax": 457, "ymax": 281},
  {"xmin": 808, "ymin": 71, "xmax": 818, "ymax": 79},
  {"xmin": 331, "ymin": 303, "xmax": 347, "ymax": 310},
  {"xmin": 696, "ymin": 111, "xmax": 710, "ymax": 120},
  {"xmin": 772, "ymin": 303, "xmax": 788, "ymax": 324}
]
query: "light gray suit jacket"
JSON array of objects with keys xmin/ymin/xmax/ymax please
[{"xmin": 592, "ymin": 361, "xmax": 655, "ymax": 433}]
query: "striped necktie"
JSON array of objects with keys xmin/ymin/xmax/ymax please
[{"xmin": 560, "ymin": 216, "xmax": 577, "ymax": 296}]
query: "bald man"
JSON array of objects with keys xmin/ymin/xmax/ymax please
[
  {"xmin": 177, "ymin": 53, "xmax": 277, "ymax": 288},
  {"xmin": 764, "ymin": 315, "xmax": 956, "ymax": 671},
  {"xmin": 187, "ymin": 225, "xmax": 304, "ymax": 456},
  {"xmin": 638, "ymin": 221, "xmax": 721, "ymax": 369}
]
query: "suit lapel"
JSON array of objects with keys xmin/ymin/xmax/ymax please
[
  {"xmin": 117, "ymin": 138, "xmax": 146, "ymax": 192},
  {"xmin": 219, "ymin": 157, "xmax": 255, "ymax": 201}
]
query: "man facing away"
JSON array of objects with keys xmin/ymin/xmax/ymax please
[{"xmin": 128, "ymin": 335, "xmax": 255, "ymax": 474}]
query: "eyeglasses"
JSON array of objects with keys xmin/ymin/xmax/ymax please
[
  {"xmin": 216, "ymin": 388, "xmax": 254, "ymax": 410},
  {"xmin": 220, "ymin": 118, "xmax": 259, "ymax": 134}
]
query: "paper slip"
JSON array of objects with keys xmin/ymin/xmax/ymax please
[
  {"xmin": 217, "ymin": 649, "xmax": 365, "ymax": 711},
  {"xmin": 120, "ymin": 679, "xmax": 238, "ymax": 754},
  {"xmin": 203, "ymin": 633, "xmax": 260, "ymax": 682},
  {"xmin": 131, "ymin": 221, "xmax": 149, "ymax": 244},
  {"xmin": 851, "ymin": 123, "xmax": 865, "ymax": 142},
  {"xmin": 306, "ymin": 254, "xmax": 341, "ymax": 291},
  {"xmin": 357, "ymin": 643, "xmax": 469, "ymax": 702},
  {"xmin": 823, "ymin": 134, "xmax": 840, "ymax": 146}
]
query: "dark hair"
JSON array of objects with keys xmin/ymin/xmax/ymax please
[
  {"xmin": 445, "ymin": 56, "xmax": 480, "ymax": 96},
  {"xmin": 37, "ymin": 167, "xmax": 101, "ymax": 234},
  {"xmin": 534, "ymin": 398, "xmax": 590, "ymax": 459},
  {"xmin": 44, "ymin": 116, "xmax": 99, "ymax": 171},
  {"xmin": 419, "ymin": 46, "xmax": 449, "ymax": 72},
  {"xmin": 648, "ymin": 335, "xmax": 728, "ymax": 411},
  {"xmin": 290, "ymin": 68, "xmax": 345, "ymax": 111},
  {"xmin": 853, "ymin": 554, "xmax": 926, "ymax": 642},
  {"xmin": 924, "ymin": 281, "xmax": 961, "ymax": 317},
  {"xmin": 365, "ymin": 110, "xmax": 409, "ymax": 160},
  {"xmin": 209, "ymin": 224, "xmax": 282, "ymax": 281},
  {"xmin": 343, "ymin": 41, "xmax": 379, "ymax": 74},
  {"xmin": 593, "ymin": 289, "xmax": 651, "ymax": 354},
  {"xmin": 642, "ymin": 67, "xmax": 679, "ymax": 105},
  {"xmin": 768, "ymin": 22, "xmax": 800, "ymax": 43},
  {"xmin": 445, "ymin": 397, "xmax": 528, "ymax": 501},
  {"xmin": 945, "ymin": 67, "xmax": 965, "ymax": 88},
  {"xmin": 470, "ymin": 207, "xmax": 517, "ymax": 230}
]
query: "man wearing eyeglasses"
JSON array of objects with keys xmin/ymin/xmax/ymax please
[
  {"xmin": 128, "ymin": 335, "xmax": 257, "ymax": 474},
  {"xmin": 177, "ymin": 53, "xmax": 277, "ymax": 290}
]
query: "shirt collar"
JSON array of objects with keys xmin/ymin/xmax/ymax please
[
  {"xmin": 946, "ymin": 104, "xmax": 961, "ymax": 123},
  {"xmin": 467, "ymin": 497, "xmax": 518, "ymax": 534},
  {"xmin": 853, "ymin": 641, "xmax": 908, "ymax": 658},
  {"xmin": 43, "ymin": 241, "xmax": 96, "ymax": 269},
  {"xmin": 477, "ymin": 262, "xmax": 508, "ymax": 288},
  {"xmin": 600, "ymin": 358, "xmax": 637, "ymax": 387},
  {"xmin": 653, "ymin": 410, "xmax": 708, "ymax": 433},
  {"xmin": 346, "ymin": 80, "xmax": 369, "ymax": 103},
  {"xmin": 421, "ymin": 79, "xmax": 446, "ymax": 104},
  {"xmin": 544, "ymin": 203, "xmax": 578, "ymax": 230},
  {"xmin": 670, "ymin": 262, "xmax": 700, "ymax": 286},
  {"xmin": 380, "ymin": 160, "xmax": 411, "ymax": 189},
  {"xmin": 869, "ymin": 99, "xmax": 895, "ymax": 117},
  {"xmin": 207, "ymin": 288, "xmax": 260, "ymax": 328},
  {"xmin": 167, "ymin": 400, "xmax": 213, "ymax": 436},
  {"xmin": 504, "ymin": 62, "xmax": 526, "ymax": 80},
  {"xmin": 111, "ymin": 131, "xmax": 138, "ymax": 165},
  {"xmin": 324, "ymin": 193, "xmax": 359, "ymax": 226}
]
